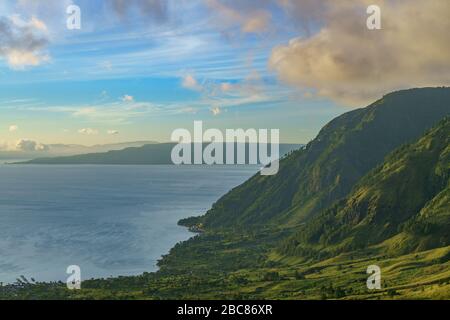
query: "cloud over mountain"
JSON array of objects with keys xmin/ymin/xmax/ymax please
[
  {"xmin": 15, "ymin": 139, "xmax": 49, "ymax": 152},
  {"xmin": 269, "ymin": 0, "xmax": 450, "ymax": 106}
]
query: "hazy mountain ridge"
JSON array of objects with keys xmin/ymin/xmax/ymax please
[
  {"xmin": 14, "ymin": 143, "xmax": 303, "ymax": 165},
  {"xmin": 0, "ymin": 141, "xmax": 157, "ymax": 161}
]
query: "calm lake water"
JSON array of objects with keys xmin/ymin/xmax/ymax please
[{"xmin": 0, "ymin": 165, "xmax": 257, "ymax": 284}]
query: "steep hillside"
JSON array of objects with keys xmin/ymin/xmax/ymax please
[
  {"xmin": 280, "ymin": 118, "xmax": 450, "ymax": 258},
  {"xmin": 187, "ymin": 87, "xmax": 450, "ymax": 228}
]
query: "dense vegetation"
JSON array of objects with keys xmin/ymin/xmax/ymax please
[
  {"xmin": 186, "ymin": 88, "xmax": 450, "ymax": 229},
  {"xmin": 280, "ymin": 117, "xmax": 450, "ymax": 258},
  {"xmin": 1, "ymin": 88, "xmax": 449, "ymax": 300}
]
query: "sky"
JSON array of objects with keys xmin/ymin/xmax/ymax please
[{"xmin": 0, "ymin": 0, "xmax": 449, "ymax": 149}]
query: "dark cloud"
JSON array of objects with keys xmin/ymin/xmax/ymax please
[{"xmin": 0, "ymin": 15, "xmax": 49, "ymax": 69}]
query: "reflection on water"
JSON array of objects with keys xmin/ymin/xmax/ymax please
[{"xmin": 0, "ymin": 165, "xmax": 257, "ymax": 283}]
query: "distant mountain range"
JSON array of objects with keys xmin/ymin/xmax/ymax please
[
  {"xmin": 13, "ymin": 143, "xmax": 303, "ymax": 165},
  {"xmin": 0, "ymin": 141, "xmax": 157, "ymax": 161}
]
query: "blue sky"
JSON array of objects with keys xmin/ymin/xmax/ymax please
[
  {"xmin": 0, "ymin": 0, "xmax": 344, "ymax": 146},
  {"xmin": 1, "ymin": 0, "xmax": 447, "ymax": 147}
]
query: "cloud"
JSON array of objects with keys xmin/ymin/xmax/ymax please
[
  {"xmin": 241, "ymin": 11, "xmax": 272, "ymax": 34},
  {"xmin": 182, "ymin": 74, "xmax": 202, "ymax": 91},
  {"xmin": 179, "ymin": 69, "xmax": 273, "ymax": 111},
  {"xmin": 107, "ymin": 130, "xmax": 119, "ymax": 135},
  {"xmin": 15, "ymin": 139, "xmax": 49, "ymax": 152},
  {"xmin": 122, "ymin": 95, "xmax": 134, "ymax": 102},
  {"xmin": 205, "ymin": 0, "xmax": 273, "ymax": 35},
  {"xmin": 210, "ymin": 106, "xmax": 221, "ymax": 115},
  {"xmin": 78, "ymin": 128, "xmax": 98, "ymax": 135},
  {"xmin": 9, "ymin": 125, "xmax": 18, "ymax": 132},
  {"xmin": 211, "ymin": 71, "xmax": 267, "ymax": 102},
  {"xmin": 39, "ymin": 101, "xmax": 164, "ymax": 125},
  {"xmin": 177, "ymin": 107, "xmax": 198, "ymax": 114},
  {"xmin": 109, "ymin": 0, "xmax": 169, "ymax": 23},
  {"xmin": 269, "ymin": 0, "xmax": 450, "ymax": 106},
  {"xmin": 277, "ymin": 0, "xmax": 331, "ymax": 34},
  {"xmin": 28, "ymin": 16, "xmax": 48, "ymax": 31},
  {"xmin": 220, "ymin": 82, "xmax": 233, "ymax": 92},
  {"xmin": 0, "ymin": 15, "xmax": 50, "ymax": 69}
]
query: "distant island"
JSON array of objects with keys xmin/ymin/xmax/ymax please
[
  {"xmin": 0, "ymin": 141, "xmax": 158, "ymax": 162},
  {"xmin": 11, "ymin": 143, "xmax": 303, "ymax": 165}
]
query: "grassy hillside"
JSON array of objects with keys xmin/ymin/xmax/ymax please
[
  {"xmin": 184, "ymin": 88, "xmax": 450, "ymax": 229},
  {"xmin": 2, "ymin": 233, "xmax": 448, "ymax": 300},
  {"xmin": 280, "ymin": 118, "xmax": 450, "ymax": 259}
]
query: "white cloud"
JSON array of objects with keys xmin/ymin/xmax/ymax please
[
  {"xmin": 210, "ymin": 106, "xmax": 221, "ymax": 116},
  {"xmin": 122, "ymin": 95, "xmax": 134, "ymax": 102},
  {"xmin": 107, "ymin": 130, "xmax": 119, "ymax": 135},
  {"xmin": 9, "ymin": 125, "xmax": 18, "ymax": 132},
  {"xmin": 179, "ymin": 69, "xmax": 275, "ymax": 112},
  {"xmin": 73, "ymin": 107, "xmax": 97, "ymax": 117},
  {"xmin": 29, "ymin": 100, "xmax": 165, "ymax": 125},
  {"xmin": 6, "ymin": 49, "xmax": 49, "ymax": 68},
  {"xmin": 78, "ymin": 128, "xmax": 99, "ymax": 135},
  {"xmin": 220, "ymin": 82, "xmax": 233, "ymax": 92},
  {"xmin": 182, "ymin": 74, "xmax": 202, "ymax": 91},
  {"xmin": 177, "ymin": 107, "xmax": 198, "ymax": 114},
  {"xmin": 29, "ymin": 16, "xmax": 48, "ymax": 31},
  {"xmin": 15, "ymin": 139, "xmax": 49, "ymax": 152}
]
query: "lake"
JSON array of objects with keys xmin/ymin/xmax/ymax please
[{"xmin": 0, "ymin": 165, "xmax": 258, "ymax": 284}]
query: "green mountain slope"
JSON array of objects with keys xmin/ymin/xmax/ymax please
[
  {"xmin": 189, "ymin": 88, "xmax": 450, "ymax": 229},
  {"xmin": 280, "ymin": 118, "xmax": 450, "ymax": 258}
]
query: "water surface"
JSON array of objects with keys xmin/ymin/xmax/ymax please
[{"xmin": 0, "ymin": 165, "xmax": 257, "ymax": 284}]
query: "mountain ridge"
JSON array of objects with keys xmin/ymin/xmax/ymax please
[
  {"xmin": 279, "ymin": 117, "xmax": 450, "ymax": 258},
  {"xmin": 13, "ymin": 143, "xmax": 303, "ymax": 165},
  {"xmin": 183, "ymin": 87, "xmax": 450, "ymax": 229}
]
